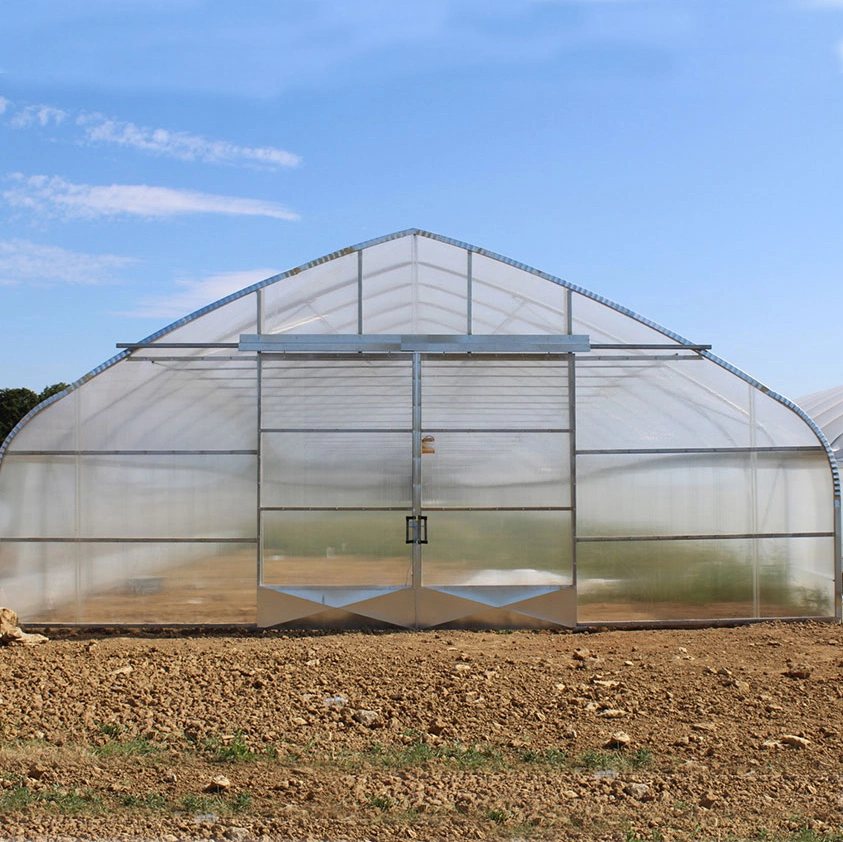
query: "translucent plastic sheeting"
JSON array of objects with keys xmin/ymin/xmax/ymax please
[
  {"xmin": 0, "ymin": 541, "xmax": 257, "ymax": 623},
  {"xmin": 571, "ymin": 292, "xmax": 683, "ymax": 347},
  {"xmin": 421, "ymin": 433, "xmax": 570, "ymax": 508},
  {"xmin": 421, "ymin": 511, "xmax": 572, "ymax": 586},
  {"xmin": 798, "ymin": 385, "xmax": 843, "ymax": 451},
  {"xmin": 577, "ymin": 451, "xmax": 833, "ymax": 538},
  {"xmin": 577, "ymin": 536, "xmax": 835, "ymax": 621},
  {"xmin": 9, "ymin": 360, "xmax": 257, "ymax": 452},
  {"xmin": 0, "ymin": 454, "xmax": 257, "ymax": 539},
  {"xmin": 575, "ymin": 358, "xmax": 819, "ymax": 450},
  {"xmin": 361, "ymin": 235, "xmax": 468, "ymax": 335},
  {"xmin": 140, "ymin": 291, "xmax": 258, "ymax": 356},
  {"xmin": 262, "ymin": 253, "xmax": 359, "ymax": 335},
  {"xmin": 261, "ymin": 511, "xmax": 411, "ymax": 586},
  {"xmin": 261, "ymin": 433, "xmax": 412, "ymax": 508},
  {"xmin": 261, "ymin": 359, "xmax": 412, "ymax": 430},
  {"xmin": 470, "ymin": 253, "xmax": 568, "ymax": 335},
  {"xmin": 422, "ymin": 359, "xmax": 569, "ymax": 430}
]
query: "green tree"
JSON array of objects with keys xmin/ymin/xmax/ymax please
[{"xmin": 0, "ymin": 383, "xmax": 69, "ymax": 443}]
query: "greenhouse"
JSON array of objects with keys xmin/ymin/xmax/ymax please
[{"xmin": 0, "ymin": 229, "xmax": 839, "ymax": 628}]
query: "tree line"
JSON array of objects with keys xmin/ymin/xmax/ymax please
[{"xmin": 0, "ymin": 384, "xmax": 69, "ymax": 442}]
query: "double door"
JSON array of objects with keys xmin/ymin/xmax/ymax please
[{"xmin": 257, "ymin": 353, "xmax": 575, "ymax": 626}]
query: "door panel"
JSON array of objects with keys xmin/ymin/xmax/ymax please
[{"xmin": 258, "ymin": 352, "xmax": 575, "ymax": 625}]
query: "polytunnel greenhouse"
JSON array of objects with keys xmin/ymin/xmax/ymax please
[{"xmin": 0, "ymin": 230, "xmax": 839, "ymax": 628}]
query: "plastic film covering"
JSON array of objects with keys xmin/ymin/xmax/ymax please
[
  {"xmin": 422, "ymin": 358, "xmax": 569, "ymax": 430},
  {"xmin": 577, "ymin": 536, "xmax": 834, "ymax": 621},
  {"xmin": 9, "ymin": 359, "xmax": 257, "ymax": 452},
  {"xmin": 421, "ymin": 433, "xmax": 570, "ymax": 508},
  {"xmin": 421, "ymin": 511, "xmax": 572, "ymax": 586},
  {"xmin": 262, "ymin": 253, "xmax": 358, "ymax": 335},
  {"xmin": 799, "ymin": 385, "xmax": 843, "ymax": 452},
  {"xmin": 471, "ymin": 253, "xmax": 568, "ymax": 335},
  {"xmin": 261, "ymin": 358, "xmax": 411, "ymax": 430},
  {"xmin": 0, "ymin": 454, "xmax": 255, "ymax": 540},
  {"xmin": 571, "ymin": 292, "xmax": 681, "ymax": 347},
  {"xmin": 0, "ymin": 542, "xmax": 257, "ymax": 623},
  {"xmin": 139, "ymin": 291, "xmax": 257, "ymax": 357},
  {"xmin": 576, "ymin": 359, "xmax": 819, "ymax": 450},
  {"xmin": 577, "ymin": 451, "xmax": 833, "ymax": 538},
  {"xmin": 261, "ymin": 433, "xmax": 411, "ymax": 508},
  {"xmin": 261, "ymin": 511, "xmax": 411, "ymax": 587}
]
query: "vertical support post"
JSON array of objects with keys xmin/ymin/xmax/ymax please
[
  {"xmin": 256, "ymin": 352, "xmax": 264, "ymax": 592},
  {"xmin": 74, "ymin": 386, "xmax": 82, "ymax": 622},
  {"xmin": 411, "ymin": 235, "xmax": 419, "ymax": 333},
  {"xmin": 466, "ymin": 250, "xmax": 473, "ymax": 336},
  {"xmin": 567, "ymin": 290, "xmax": 578, "ymax": 598},
  {"xmin": 411, "ymin": 352, "xmax": 422, "ymax": 627},
  {"xmin": 256, "ymin": 288, "xmax": 264, "ymax": 335},
  {"xmin": 835, "ymin": 494, "xmax": 842, "ymax": 622},
  {"xmin": 357, "ymin": 250, "xmax": 363, "ymax": 335},
  {"xmin": 749, "ymin": 385, "xmax": 760, "ymax": 618}
]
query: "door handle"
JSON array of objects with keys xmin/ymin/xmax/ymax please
[{"xmin": 405, "ymin": 515, "xmax": 428, "ymax": 544}]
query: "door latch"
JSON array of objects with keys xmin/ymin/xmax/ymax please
[{"xmin": 405, "ymin": 515, "xmax": 428, "ymax": 544}]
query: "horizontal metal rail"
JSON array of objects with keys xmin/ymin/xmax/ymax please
[
  {"xmin": 260, "ymin": 506, "xmax": 573, "ymax": 512},
  {"xmin": 577, "ymin": 532, "xmax": 833, "ymax": 543},
  {"xmin": 8, "ymin": 450, "xmax": 258, "ymax": 457},
  {"xmin": 126, "ymin": 356, "xmax": 257, "ymax": 362},
  {"xmin": 241, "ymin": 333, "xmax": 591, "ymax": 353},
  {"xmin": 0, "ymin": 537, "xmax": 258, "ymax": 543},
  {"xmin": 118, "ymin": 342, "xmax": 239, "ymax": 349},
  {"xmin": 577, "ymin": 446, "xmax": 825, "ymax": 456},
  {"xmin": 581, "ymin": 355, "xmax": 704, "ymax": 362},
  {"xmin": 589, "ymin": 344, "xmax": 711, "ymax": 351},
  {"xmin": 260, "ymin": 428, "xmax": 571, "ymax": 434}
]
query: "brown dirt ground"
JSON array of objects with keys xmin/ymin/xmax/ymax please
[{"xmin": 1, "ymin": 621, "xmax": 843, "ymax": 842}]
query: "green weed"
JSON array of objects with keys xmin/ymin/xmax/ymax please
[
  {"xmin": 367, "ymin": 794, "xmax": 393, "ymax": 811},
  {"xmin": 178, "ymin": 792, "xmax": 252, "ymax": 816},
  {"xmin": 93, "ymin": 736, "xmax": 160, "ymax": 758}
]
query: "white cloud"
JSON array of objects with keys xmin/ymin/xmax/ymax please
[
  {"xmin": 3, "ymin": 174, "xmax": 299, "ymax": 221},
  {"xmin": 123, "ymin": 268, "xmax": 277, "ymax": 319},
  {"xmin": 8, "ymin": 104, "xmax": 67, "ymax": 128},
  {"xmin": 0, "ymin": 97, "xmax": 8, "ymax": 115},
  {"xmin": 77, "ymin": 114, "xmax": 301, "ymax": 169},
  {"xmin": 0, "ymin": 238, "xmax": 135, "ymax": 287}
]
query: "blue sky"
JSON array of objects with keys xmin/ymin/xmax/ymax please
[{"xmin": 1, "ymin": 0, "xmax": 842, "ymax": 402}]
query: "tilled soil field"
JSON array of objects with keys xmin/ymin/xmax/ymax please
[{"xmin": 1, "ymin": 621, "xmax": 842, "ymax": 841}]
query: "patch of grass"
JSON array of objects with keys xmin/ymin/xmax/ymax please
[
  {"xmin": 93, "ymin": 736, "xmax": 160, "ymax": 758},
  {"xmin": 202, "ymin": 731, "xmax": 267, "ymax": 763},
  {"xmin": 0, "ymin": 785, "xmax": 103, "ymax": 815},
  {"xmin": 576, "ymin": 747, "xmax": 652, "ymax": 772},
  {"xmin": 439, "ymin": 742, "xmax": 504, "ymax": 770},
  {"xmin": 120, "ymin": 792, "xmax": 168, "ymax": 811},
  {"xmin": 367, "ymin": 794, "xmax": 393, "ymax": 811},
  {"xmin": 517, "ymin": 746, "xmax": 568, "ymax": 766},
  {"xmin": 177, "ymin": 792, "xmax": 252, "ymax": 816},
  {"xmin": 486, "ymin": 807, "xmax": 511, "ymax": 824},
  {"xmin": 96, "ymin": 721, "xmax": 122, "ymax": 738},
  {"xmin": 0, "ymin": 785, "xmax": 34, "ymax": 811}
]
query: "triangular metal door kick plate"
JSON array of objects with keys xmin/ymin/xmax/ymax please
[
  {"xmin": 416, "ymin": 586, "xmax": 576, "ymax": 628},
  {"xmin": 257, "ymin": 586, "xmax": 413, "ymax": 628},
  {"xmin": 257, "ymin": 585, "xmax": 577, "ymax": 629}
]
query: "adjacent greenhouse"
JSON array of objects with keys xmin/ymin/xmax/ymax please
[{"xmin": 0, "ymin": 230, "xmax": 839, "ymax": 627}]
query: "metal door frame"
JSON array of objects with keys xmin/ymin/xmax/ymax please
[{"xmin": 250, "ymin": 334, "xmax": 585, "ymax": 628}]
